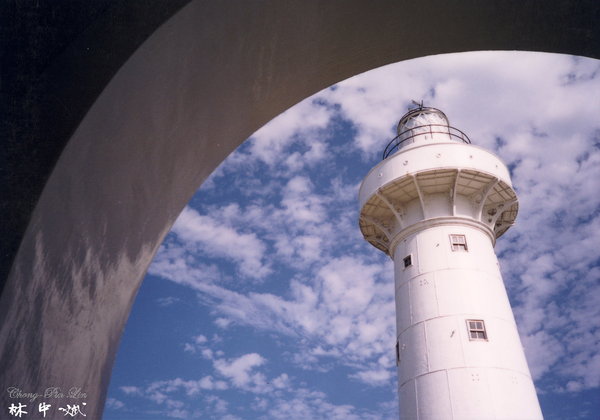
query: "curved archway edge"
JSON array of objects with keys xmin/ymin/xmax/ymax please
[{"xmin": 1, "ymin": 1, "xmax": 599, "ymax": 418}]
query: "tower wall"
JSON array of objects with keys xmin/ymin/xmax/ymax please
[
  {"xmin": 393, "ymin": 224, "xmax": 541, "ymax": 419},
  {"xmin": 359, "ymin": 115, "xmax": 543, "ymax": 419}
]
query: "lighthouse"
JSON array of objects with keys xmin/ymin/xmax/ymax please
[{"xmin": 358, "ymin": 106, "xmax": 543, "ymax": 419}]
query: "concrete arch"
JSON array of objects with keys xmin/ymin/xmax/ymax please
[{"xmin": 1, "ymin": 1, "xmax": 599, "ymax": 418}]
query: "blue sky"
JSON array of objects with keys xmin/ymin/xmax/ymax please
[{"xmin": 104, "ymin": 51, "xmax": 600, "ymax": 420}]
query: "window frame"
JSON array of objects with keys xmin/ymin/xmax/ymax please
[
  {"xmin": 449, "ymin": 234, "xmax": 468, "ymax": 252},
  {"xmin": 466, "ymin": 319, "xmax": 488, "ymax": 341}
]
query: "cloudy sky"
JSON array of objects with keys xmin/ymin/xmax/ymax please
[{"xmin": 104, "ymin": 51, "xmax": 600, "ymax": 420}]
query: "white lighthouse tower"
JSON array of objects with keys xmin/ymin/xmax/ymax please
[{"xmin": 358, "ymin": 106, "xmax": 543, "ymax": 419}]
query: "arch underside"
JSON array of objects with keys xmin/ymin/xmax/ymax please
[{"xmin": 1, "ymin": 1, "xmax": 599, "ymax": 418}]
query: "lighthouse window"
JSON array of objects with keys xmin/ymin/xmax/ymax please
[
  {"xmin": 403, "ymin": 255, "xmax": 412, "ymax": 268},
  {"xmin": 395, "ymin": 340, "xmax": 400, "ymax": 366},
  {"xmin": 467, "ymin": 319, "xmax": 487, "ymax": 340},
  {"xmin": 449, "ymin": 234, "xmax": 468, "ymax": 251}
]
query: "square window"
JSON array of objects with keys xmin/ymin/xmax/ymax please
[
  {"xmin": 466, "ymin": 319, "xmax": 487, "ymax": 341},
  {"xmin": 450, "ymin": 234, "xmax": 468, "ymax": 252},
  {"xmin": 403, "ymin": 255, "xmax": 412, "ymax": 268}
]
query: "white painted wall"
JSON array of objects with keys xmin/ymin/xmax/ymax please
[
  {"xmin": 359, "ymin": 120, "xmax": 543, "ymax": 419},
  {"xmin": 393, "ymin": 224, "xmax": 540, "ymax": 419}
]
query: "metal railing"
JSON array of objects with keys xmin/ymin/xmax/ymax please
[{"xmin": 382, "ymin": 124, "xmax": 471, "ymax": 159}]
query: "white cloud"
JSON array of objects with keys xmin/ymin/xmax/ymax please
[
  {"xmin": 105, "ymin": 398, "xmax": 125, "ymax": 410},
  {"xmin": 260, "ymin": 387, "xmax": 396, "ymax": 420},
  {"xmin": 163, "ymin": 206, "xmax": 272, "ymax": 280},
  {"xmin": 350, "ymin": 368, "xmax": 393, "ymax": 387},
  {"xmin": 120, "ymin": 386, "xmax": 142, "ymax": 396},
  {"xmin": 248, "ymin": 98, "xmax": 332, "ymax": 167},
  {"xmin": 213, "ymin": 353, "xmax": 267, "ymax": 390},
  {"xmin": 204, "ymin": 395, "xmax": 230, "ymax": 415},
  {"xmin": 521, "ymin": 330, "xmax": 564, "ymax": 381},
  {"xmin": 118, "ymin": 376, "xmax": 230, "ymax": 419},
  {"xmin": 156, "ymin": 296, "xmax": 180, "ymax": 307},
  {"xmin": 163, "ymin": 255, "xmax": 395, "ymax": 386},
  {"xmin": 165, "ymin": 408, "xmax": 188, "ymax": 419},
  {"xmin": 214, "ymin": 317, "xmax": 232, "ymax": 329},
  {"xmin": 271, "ymin": 373, "xmax": 290, "ymax": 390},
  {"xmin": 149, "ymin": 240, "xmax": 222, "ymax": 286},
  {"xmin": 117, "ymin": 350, "xmax": 394, "ymax": 420},
  {"xmin": 182, "ymin": 334, "xmax": 209, "ymax": 354},
  {"xmin": 281, "ymin": 176, "xmax": 327, "ymax": 226},
  {"xmin": 195, "ymin": 335, "xmax": 208, "ymax": 344}
]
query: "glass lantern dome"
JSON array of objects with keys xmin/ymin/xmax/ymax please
[{"xmin": 382, "ymin": 106, "xmax": 471, "ymax": 159}]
